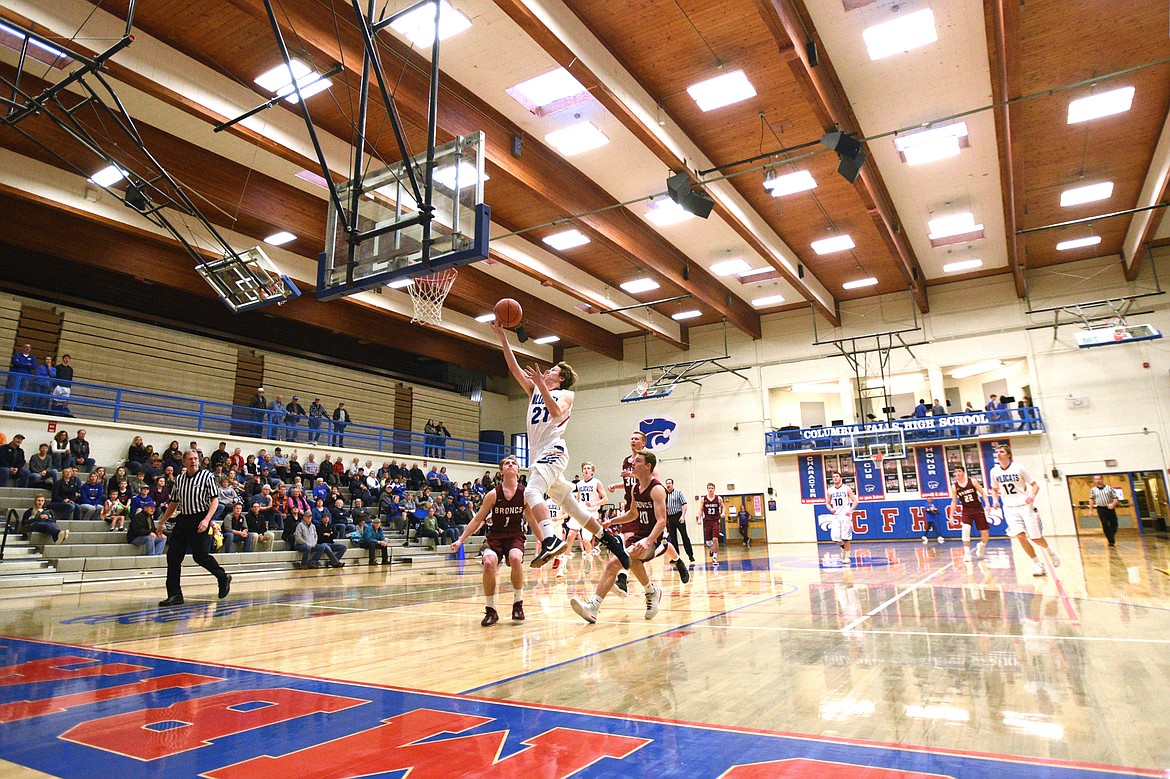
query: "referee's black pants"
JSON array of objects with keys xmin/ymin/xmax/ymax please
[
  {"xmin": 166, "ymin": 512, "xmax": 227, "ymax": 597},
  {"xmin": 667, "ymin": 512, "xmax": 695, "ymax": 563},
  {"xmin": 1097, "ymin": 507, "xmax": 1119, "ymax": 546}
]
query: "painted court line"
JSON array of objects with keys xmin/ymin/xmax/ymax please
[
  {"xmin": 684, "ymin": 622, "xmax": 1170, "ymax": 644},
  {"xmin": 841, "ymin": 562, "xmax": 955, "ymax": 632}
]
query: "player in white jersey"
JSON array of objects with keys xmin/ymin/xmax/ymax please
[
  {"xmin": 822, "ymin": 471, "xmax": 858, "ymax": 564},
  {"xmin": 567, "ymin": 462, "xmax": 605, "ymax": 563},
  {"xmin": 491, "ymin": 322, "xmax": 630, "ymax": 571},
  {"xmin": 988, "ymin": 444, "xmax": 1060, "ymax": 576}
]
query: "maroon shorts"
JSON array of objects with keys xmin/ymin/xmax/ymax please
[
  {"xmin": 485, "ymin": 535, "xmax": 525, "ymax": 562},
  {"xmin": 960, "ymin": 509, "xmax": 989, "ymax": 532},
  {"xmin": 704, "ymin": 520, "xmax": 722, "ymax": 542}
]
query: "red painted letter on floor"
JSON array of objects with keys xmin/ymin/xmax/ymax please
[{"xmin": 0, "ymin": 656, "xmax": 149, "ymax": 686}]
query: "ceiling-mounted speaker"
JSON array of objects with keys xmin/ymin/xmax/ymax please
[
  {"xmin": 821, "ymin": 130, "xmax": 862, "ymax": 158},
  {"xmin": 836, "ymin": 148, "xmax": 867, "ymax": 184},
  {"xmin": 666, "ymin": 171, "xmax": 715, "ymax": 219},
  {"xmin": 797, "ymin": 263, "xmax": 805, "ymax": 279},
  {"xmin": 806, "ymin": 40, "xmax": 819, "ymax": 67}
]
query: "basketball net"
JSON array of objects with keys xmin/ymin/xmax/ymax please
[
  {"xmin": 406, "ymin": 268, "xmax": 458, "ymax": 325},
  {"xmin": 636, "ymin": 378, "xmax": 650, "ymax": 397},
  {"xmin": 872, "ymin": 452, "xmax": 885, "ymax": 468}
]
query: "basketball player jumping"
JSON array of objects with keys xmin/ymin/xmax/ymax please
[
  {"xmin": 989, "ymin": 444, "xmax": 1060, "ymax": 576},
  {"xmin": 491, "ymin": 323, "xmax": 629, "ymax": 571},
  {"xmin": 949, "ymin": 465, "xmax": 990, "ymax": 562},
  {"xmin": 571, "ymin": 449, "xmax": 668, "ymax": 624},
  {"xmin": 452, "ymin": 455, "xmax": 530, "ymax": 626},
  {"xmin": 700, "ymin": 482, "xmax": 724, "ymax": 567},
  {"xmin": 823, "ymin": 471, "xmax": 858, "ymax": 564}
]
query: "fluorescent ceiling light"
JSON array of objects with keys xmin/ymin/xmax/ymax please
[
  {"xmin": 620, "ymin": 278, "xmax": 660, "ymax": 294},
  {"xmin": 928, "ymin": 212, "xmax": 984, "ymax": 240},
  {"xmin": 811, "ymin": 235, "xmax": 855, "ymax": 255},
  {"xmin": 387, "ymin": 278, "xmax": 414, "ymax": 289},
  {"xmin": 790, "ymin": 383, "xmax": 839, "ymax": 394},
  {"xmin": 432, "ymin": 162, "xmax": 488, "ymax": 190},
  {"xmin": 645, "ymin": 197, "xmax": 694, "ymax": 226},
  {"xmin": 1061, "ymin": 181, "xmax": 1113, "ymax": 207},
  {"xmin": 533, "ymin": 335, "xmax": 560, "ymax": 345},
  {"xmin": 711, "ymin": 258, "xmax": 751, "ymax": 276},
  {"xmin": 950, "ymin": 359, "xmax": 1002, "ymax": 379},
  {"xmin": 88, "ymin": 165, "xmax": 126, "ymax": 188},
  {"xmin": 507, "ymin": 68, "xmax": 586, "ymax": 110},
  {"xmin": 475, "ymin": 312, "xmax": 496, "ymax": 323},
  {"xmin": 254, "ymin": 60, "xmax": 331, "ymax": 104},
  {"xmin": 276, "ymin": 76, "xmax": 331, "ymax": 104},
  {"xmin": 1068, "ymin": 86, "xmax": 1135, "ymax": 124},
  {"xmin": 0, "ymin": 21, "xmax": 68, "ymax": 63},
  {"xmin": 894, "ymin": 122, "xmax": 969, "ymax": 165},
  {"xmin": 1056, "ymin": 236, "xmax": 1102, "ymax": 251},
  {"xmin": 389, "ymin": 0, "xmax": 472, "ymax": 47},
  {"xmin": 671, "ymin": 310, "xmax": 702, "ymax": 321},
  {"xmin": 943, "ymin": 259, "xmax": 983, "ymax": 273},
  {"xmin": 863, "ymin": 8, "xmax": 937, "ymax": 61},
  {"xmin": 264, "ymin": 231, "xmax": 297, "ymax": 246},
  {"xmin": 751, "ymin": 294, "xmax": 786, "ymax": 307},
  {"xmin": 686, "ymin": 69, "xmax": 757, "ymax": 112},
  {"xmin": 542, "ymin": 229, "xmax": 590, "ymax": 251},
  {"xmin": 842, "ymin": 277, "xmax": 878, "ymax": 290},
  {"xmin": 764, "ymin": 169, "xmax": 818, "ymax": 196},
  {"xmin": 544, "ymin": 121, "xmax": 609, "ymax": 156}
]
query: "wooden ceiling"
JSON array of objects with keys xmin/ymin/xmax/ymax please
[{"xmin": 0, "ymin": 0, "xmax": 1167, "ymax": 378}]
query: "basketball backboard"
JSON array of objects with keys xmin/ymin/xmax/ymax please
[
  {"xmin": 317, "ymin": 132, "xmax": 490, "ymax": 301},
  {"xmin": 196, "ymin": 246, "xmax": 301, "ymax": 313},
  {"xmin": 850, "ymin": 426, "xmax": 907, "ymax": 462}
]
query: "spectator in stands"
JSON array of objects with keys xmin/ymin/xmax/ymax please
[
  {"xmin": 7, "ymin": 342, "xmax": 35, "ymax": 411},
  {"xmin": 30, "ymin": 356, "xmax": 54, "ymax": 413},
  {"xmin": 144, "ymin": 453, "xmax": 164, "ymax": 481},
  {"xmin": 50, "ymin": 384, "xmax": 71, "ymax": 416},
  {"xmin": 293, "ymin": 512, "xmax": 336, "ymax": 569},
  {"xmin": 129, "ymin": 482, "xmax": 153, "ymax": 516},
  {"xmin": 125, "ymin": 436, "xmax": 149, "ymax": 473},
  {"xmin": 248, "ymin": 387, "xmax": 267, "ymax": 438},
  {"xmin": 311, "ymin": 477, "xmax": 329, "ymax": 504},
  {"xmin": 426, "ymin": 464, "xmax": 441, "ymax": 490},
  {"xmin": 210, "ymin": 442, "xmax": 230, "ymax": 470},
  {"xmin": 424, "ymin": 419, "xmax": 437, "ymax": 458},
  {"xmin": 284, "ymin": 396, "xmax": 305, "ymax": 442},
  {"xmin": 104, "ymin": 488, "xmax": 129, "ymax": 532},
  {"xmin": 222, "ymin": 503, "xmax": 252, "ymax": 553},
  {"xmin": 360, "ymin": 517, "xmax": 389, "ymax": 564},
  {"xmin": 307, "ymin": 398, "xmax": 327, "ymax": 443},
  {"xmin": 913, "ymin": 399, "xmax": 929, "ymax": 418},
  {"xmin": 328, "ymin": 497, "xmax": 356, "ymax": 537},
  {"xmin": 348, "ymin": 457, "xmax": 361, "ymax": 478},
  {"xmin": 54, "ymin": 353, "xmax": 73, "ymax": 388},
  {"xmin": 0, "ymin": 434, "xmax": 31, "ymax": 488},
  {"xmin": 408, "ymin": 462, "xmax": 425, "ymax": 490},
  {"xmin": 149, "ymin": 475, "xmax": 171, "ymax": 513},
  {"xmin": 52, "ymin": 467, "xmax": 82, "ymax": 520},
  {"xmin": 28, "ymin": 442, "xmax": 57, "ymax": 487},
  {"xmin": 331, "ymin": 402, "xmax": 350, "ymax": 447},
  {"xmin": 1018, "ymin": 395, "xmax": 1034, "ymax": 431},
  {"xmin": 161, "ymin": 440, "xmax": 182, "ymax": 471},
  {"xmin": 78, "ymin": 471, "xmax": 104, "ymax": 520},
  {"xmin": 931, "ymin": 399, "xmax": 946, "ymax": 416},
  {"xmin": 66, "ymin": 429, "xmax": 95, "ymax": 472},
  {"xmin": 312, "ymin": 510, "xmax": 347, "ymax": 568},
  {"xmin": 268, "ymin": 394, "xmax": 286, "ymax": 441},
  {"xmin": 303, "ymin": 453, "xmax": 319, "ymax": 480},
  {"xmin": 246, "ymin": 502, "xmax": 275, "ymax": 552},
  {"xmin": 350, "ymin": 470, "xmax": 373, "ymax": 506},
  {"xmin": 214, "ymin": 475, "xmax": 241, "ymax": 524},
  {"xmin": 228, "ymin": 447, "xmax": 244, "ymax": 472},
  {"xmin": 272, "ymin": 447, "xmax": 290, "ymax": 480},
  {"xmin": 351, "ymin": 497, "xmax": 371, "ymax": 527},
  {"xmin": 332, "ymin": 456, "xmax": 345, "ymax": 485},
  {"xmin": 127, "ymin": 498, "xmax": 166, "ymax": 555},
  {"xmin": 288, "ymin": 484, "xmax": 311, "ymax": 520},
  {"xmin": 416, "ymin": 506, "xmax": 442, "ymax": 546},
  {"xmin": 435, "ymin": 420, "xmax": 451, "ymax": 458},
  {"xmin": 23, "ymin": 494, "xmax": 68, "ymax": 543}
]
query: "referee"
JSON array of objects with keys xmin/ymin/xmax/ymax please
[
  {"xmin": 158, "ymin": 450, "xmax": 231, "ymax": 606},
  {"xmin": 1090, "ymin": 475, "xmax": 1121, "ymax": 548},
  {"xmin": 664, "ymin": 478, "xmax": 695, "ymax": 568}
]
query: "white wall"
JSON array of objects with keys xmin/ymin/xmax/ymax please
[{"xmin": 554, "ymin": 251, "xmax": 1170, "ymax": 541}]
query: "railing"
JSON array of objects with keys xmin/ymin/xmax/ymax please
[
  {"xmin": 0, "ymin": 370, "xmax": 517, "ymax": 464},
  {"xmin": 1, "ymin": 508, "xmax": 17, "ymax": 562},
  {"xmin": 765, "ymin": 406, "xmax": 1046, "ymax": 454}
]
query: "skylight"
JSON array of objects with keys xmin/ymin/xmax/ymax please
[
  {"xmin": 388, "ymin": 0, "xmax": 472, "ymax": 47},
  {"xmin": 387, "ymin": 278, "xmax": 414, "ymax": 289},
  {"xmin": 264, "ymin": 231, "xmax": 297, "ymax": 246},
  {"xmin": 751, "ymin": 294, "xmax": 786, "ymax": 307},
  {"xmin": 764, "ymin": 169, "xmax": 818, "ymax": 196},
  {"xmin": 893, "ymin": 122, "xmax": 969, "ymax": 165},
  {"xmin": 88, "ymin": 165, "xmax": 126, "ymax": 188},
  {"xmin": 686, "ymin": 70, "xmax": 757, "ymax": 112},
  {"xmin": 711, "ymin": 258, "xmax": 751, "ymax": 276},
  {"xmin": 928, "ymin": 212, "xmax": 984, "ymax": 241},
  {"xmin": 1067, "ymin": 86, "xmax": 1135, "ymax": 124},
  {"xmin": 432, "ymin": 162, "xmax": 488, "ymax": 190},
  {"xmin": 544, "ymin": 121, "xmax": 610, "ymax": 156},
  {"xmin": 542, "ymin": 229, "xmax": 590, "ymax": 251},
  {"xmin": 862, "ymin": 8, "xmax": 937, "ymax": 61},
  {"xmin": 254, "ymin": 60, "xmax": 331, "ymax": 104},
  {"xmin": 1061, "ymin": 182, "xmax": 1113, "ymax": 207},
  {"xmin": 811, "ymin": 235, "xmax": 855, "ymax": 255},
  {"xmin": 620, "ymin": 278, "xmax": 660, "ymax": 294},
  {"xmin": 645, "ymin": 197, "xmax": 694, "ymax": 226},
  {"xmin": 942, "ymin": 259, "xmax": 982, "ymax": 273},
  {"xmin": 506, "ymin": 68, "xmax": 587, "ymax": 114},
  {"xmin": 475, "ymin": 313, "xmax": 496, "ymax": 323}
]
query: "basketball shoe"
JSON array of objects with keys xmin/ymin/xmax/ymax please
[
  {"xmin": 615, "ymin": 571, "xmax": 629, "ymax": 597},
  {"xmin": 673, "ymin": 558, "xmax": 690, "ymax": 584},
  {"xmin": 511, "ymin": 601, "xmax": 525, "ymax": 621},
  {"xmin": 598, "ymin": 529, "xmax": 631, "ymax": 568},
  {"xmin": 481, "ymin": 607, "xmax": 499, "ymax": 627},
  {"xmin": 645, "ymin": 585, "xmax": 662, "ymax": 620},
  {"xmin": 531, "ymin": 536, "xmax": 567, "ymax": 568},
  {"xmin": 571, "ymin": 596, "xmax": 600, "ymax": 624}
]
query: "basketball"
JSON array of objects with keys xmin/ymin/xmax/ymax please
[{"xmin": 494, "ymin": 298, "xmax": 523, "ymax": 329}]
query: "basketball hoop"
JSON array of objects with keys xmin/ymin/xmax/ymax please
[
  {"xmin": 872, "ymin": 452, "xmax": 885, "ymax": 468},
  {"xmin": 636, "ymin": 378, "xmax": 650, "ymax": 397},
  {"xmin": 406, "ymin": 268, "xmax": 458, "ymax": 325}
]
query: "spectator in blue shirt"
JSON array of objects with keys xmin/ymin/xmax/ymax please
[
  {"xmin": 359, "ymin": 517, "xmax": 389, "ymax": 564},
  {"xmin": 31, "ymin": 356, "xmax": 55, "ymax": 413},
  {"xmin": 913, "ymin": 399, "xmax": 929, "ymax": 418},
  {"xmin": 268, "ymin": 395, "xmax": 286, "ymax": 441},
  {"xmin": 7, "ymin": 342, "xmax": 35, "ymax": 411},
  {"xmin": 78, "ymin": 471, "xmax": 104, "ymax": 520}
]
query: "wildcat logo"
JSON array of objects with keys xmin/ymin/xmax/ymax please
[{"xmin": 639, "ymin": 417, "xmax": 678, "ymax": 451}]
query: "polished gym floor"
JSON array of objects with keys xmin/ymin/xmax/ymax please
[{"xmin": 0, "ymin": 533, "xmax": 1167, "ymax": 777}]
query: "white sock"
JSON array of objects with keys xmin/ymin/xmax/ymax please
[
  {"xmin": 962, "ymin": 526, "xmax": 971, "ymax": 546},
  {"xmin": 486, "ymin": 594, "xmax": 495, "ymax": 608},
  {"xmin": 513, "ymin": 589, "xmax": 523, "ymax": 603},
  {"xmin": 539, "ymin": 519, "xmax": 555, "ymax": 540}
]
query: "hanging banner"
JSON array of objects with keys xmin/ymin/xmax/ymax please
[
  {"xmin": 915, "ymin": 445, "xmax": 949, "ymax": 498},
  {"xmin": 855, "ymin": 458, "xmax": 885, "ymax": 502},
  {"xmin": 798, "ymin": 454, "xmax": 825, "ymax": 504}
]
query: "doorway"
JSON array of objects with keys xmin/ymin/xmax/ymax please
[
  {"xmin": 1066, "ymin": 473, "xmax": 1163, "ymax": 538},
  {"xmin": 723, "ymin": 493, "xmax": 768, "ymax": 547}
]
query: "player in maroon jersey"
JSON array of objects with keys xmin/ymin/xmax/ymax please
[
  {"xmin": 948, "ymin": 465, "xmax": 990, "ymax": 562},
  {"xmin": 572, "ymin": 449, "xmax": 669, "ymax": 624},
  {"xmin": 700, "ymin": 482, "xmax": 725, "ymax": 567},
  {"xmin": 452, "ymin": 456, "xmax": 530, "ymax": 626}
]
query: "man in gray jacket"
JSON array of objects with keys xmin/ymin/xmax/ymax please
[{"xmin": 292, "ymin": 513, "xmax": 343, "ymax": 569}]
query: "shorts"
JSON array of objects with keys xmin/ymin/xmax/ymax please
[
  {"xmin": 960, "ymin": 508, "xmax": 989, "ymax": 532},
  {"xmin": 704, "ymin": 519, "xmax": 721, "ymax": 542},
  {"xmin": 567, "ymin": 517, "xmax": 593, "ymax": 541},
  {"xmin": 1003, "ymin": 504, "xmax": 1043, "ymax": 539},
  {"xmin": 830, "ymin": 512, "xmax": 853, "ymax": 543},
  {"xmin": 527, "ymin": 446, "xmax": 568, "ymax": 498},
  {"xmin": 485, "ymin": 536, "xmax": 525, "ymax": 562}
]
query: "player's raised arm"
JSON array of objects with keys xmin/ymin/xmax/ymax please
[
  {"xmin": 491, "ymin": 321, "xmax": 534, "ymax": 395},
  {"xmin": 453, "ymin": 488, "xmax": 496, "ymax": 551}
]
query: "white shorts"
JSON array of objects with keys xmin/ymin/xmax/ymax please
[
  {"xmin": 527, "ymin": 446, "xmax": 568, "ymax": 499},
  {"xmin": 830, "ymin": 512, "xmax": 853, "ymax": 543},
  {"xmin": 567, "ymin": 517, "xmax": 593, "ymax": 541},
  {"xmin": 1003, "ymin": 503, "xmax": 1043, "ymax": 539}
]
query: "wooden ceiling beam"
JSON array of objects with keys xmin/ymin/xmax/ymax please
[
  {"xmin": 984, "ymin": 0, "xmax": 1028, "ymax": 298},
  {"xmin": 490, "ymin": 0, "xmax": 841, "ymax": 327},
  {"xmin": 752, "ymin": 0, "xmax": 930, "ymax": 313}
]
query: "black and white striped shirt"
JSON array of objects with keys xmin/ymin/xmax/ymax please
[
  {"xmin": 1090, "ymin": 484, "xmax": 1119, "ymax": 509},
  {"xmin": 172, "ymin": 468, "xmax": 218, "ymax": 515},
  {"xmin": 665, "ymin": 487, "xmax": 687, "ymax": 515}
]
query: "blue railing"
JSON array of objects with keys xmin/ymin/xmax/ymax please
[
  {"xmin": 0, "ymin": 370, "xmax": 516, "ymax": 464},
  {"xmin": 765, "ymin": 407, "xmax": 1045, "ymax": 454}
]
